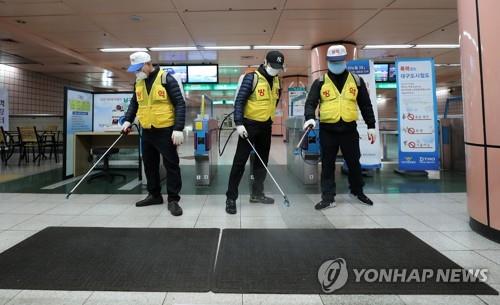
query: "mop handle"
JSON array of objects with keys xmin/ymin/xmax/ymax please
[
  {"xmin": 296, "ymin": 125, "xmax": 313, "ymax": 150},
  {"xmin": 67, "ymin": 133, "xmax": 125, "ymax": 196},
  {"xmin": 245, "ymin": 138, "xmax": 286, "ymax": 198}
]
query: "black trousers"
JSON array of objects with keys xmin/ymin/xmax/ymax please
[
  {"xmin": 226, "ymin": 122, "xmax": 272, "ymax": 200},
  {"xmin": 319, "ymin": 127, "xmax": 364, "ymax": 202},
  {"xmin": 142, "ymin": 127, "xmax": 181, "ymax": 202}
]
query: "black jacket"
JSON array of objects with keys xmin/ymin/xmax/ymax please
[
  {"xmin": 233, "ymin": 65, "xmax": 281, "ymax": 126},
  {"xmin": 304, "ymin": 70, "xmax": 376, "ymax": 132},
  {"xmin": 124, "ymin": 66, "xmax": 186, "ymax": 131}
]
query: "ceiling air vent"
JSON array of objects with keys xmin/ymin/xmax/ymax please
[{"xmin": 0, "ymin": 38, "xmax": 18, "ymax": 43}]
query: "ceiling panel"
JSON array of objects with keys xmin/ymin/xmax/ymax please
[
  {"xmin": 172, "ymin": 0, "xmax": 285, "ymax": 11},
  {"xmin": 62, "ymin": 0, "xmax": 176, "ymax": 14},
  {"xmin": 272, "ymin": 9, "xmax": 376, "ymax": 45},
  {"xmin": 411, "ymin": 22, "xmax": 458, "ymax": 44},
  {"xmin": 35, "ymin": 31, "xmax": 126, "ymax": 50},
  {"xmin": 434, "ymin": 50, "xmax": 460, "ymax": 64},
  {"xmin": 181, "ymin": 10, "xmax": 280, "ymax": 41},
  {"xmin": 0, "ymin": 1, "xmax": 74, "ymax": 17},
  {"xmin": 285, "ymin": 0, "xmax": 393, "ymax": 9},
  {"xmin": 389, "ymin": 0, "xmax": 457, "ymax": 9},
  {"xmin": 89, "ymin": 12, "xmax": 193, "ymax": 47},
  {"xmin": 359, "ymin": 48, "xmax": 452, "ymax": 60},
  {"xmin": 347, "ymin": 9, "xmax": 458, "ymax": 44},
  {"xmin": 3, "ymin": 15, "xmax": 103, "ymax": 33}
]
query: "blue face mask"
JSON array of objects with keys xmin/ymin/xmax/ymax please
[{"xmin": 328, "ymin": 61, "xmax": 347, "ymax": 75}]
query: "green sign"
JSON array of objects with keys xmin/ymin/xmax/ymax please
[
  {"xmin": 376, "ymin": 82, "xmax": 397, "ymax": 89},
  {"xmin": 184, "ymin": 83, "xmax": 238, "ymax": 91}
]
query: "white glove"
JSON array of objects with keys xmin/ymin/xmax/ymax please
[
  {"xmin": 367, "ymin": 128, "xmax": 376, "ymax": 144},
  {"xmin": 171, "ymin": 130, "xmax": 184, "ymax": 146},
  {"xmin": 303, "ymin": 119, "xmax": 316, "ymax": 130},
  {"xmin": 121, "ymin": 121, "xmax": 132, "ymax": 135},
  {"xmin": 236, "ymin": 125, "xmax": 248, "ymax": 138}
]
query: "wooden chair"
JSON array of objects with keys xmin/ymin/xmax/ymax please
[{"xmin": 17, "ymin": 126, "xmax": 42, "ymax": 165}]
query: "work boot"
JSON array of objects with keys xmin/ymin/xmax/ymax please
[
  {"xmin": 226, "ymin": 199, "xmax": 237, "ymax": 214},
  {"xmin": 168, "ymin": 201, "xmax": 183, "ymax": 216},
  {"xmin": 351, "ymin": 192, "xmax": 374, "ymax": 206},
  {"xmin": 250, "ymin": 194, "xmax": 275, "ymax": 204},
  {"xmin": 136, "ymin": 194, "xmax": 163, "ymax": 207},
  {"xmin": 314, "ymin": 199, "xmax": 336, "ymax": 210}
]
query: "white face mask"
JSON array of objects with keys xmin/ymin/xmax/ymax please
[
  {"xmin": 265, "ymin": 65, "xmax": 280, "ymax": 77},
  {"xmin": 135, "ymin": 71, "xmax": 147, "ymax": 81}
]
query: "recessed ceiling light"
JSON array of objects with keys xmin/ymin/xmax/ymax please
[
  {"xmin": 363, "ymin": 45, "xmax": 414, "ymax": 49},
  {"xmin": 129, "ymin": 15, "xmax": 143, "ymax": 22},
  {"xmin": 203, "ymin": 46, "xmax": 251, "ymax": 50},
  {"xmin": 253, "ymin": 45, "xmax": 303, "ymax": 50},
  {"xmin": 149, "ymin": 46, "xmax": 198, "ymax": 51},
  {"xmin": 435, "ymin": 63, "xmax": 461, "ymax": 67},
  {"xmin": 99, "ymin": 48, "xmax": 148, "ymax": 52}
]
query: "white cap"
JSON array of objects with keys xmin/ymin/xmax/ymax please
[
  {"xmin": 127, "ymin": 51, "xmax": 151, "ymax": 72},
  {"xmin": 326, "ymin": 45, "xmax": 347, "ymax": 62}
]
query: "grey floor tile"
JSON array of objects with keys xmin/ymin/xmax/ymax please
[
  {"xmin": 478, "ymin": 284, "xmax": 500, "ymax": 305},
  {"xmin": 163, "ymin": 292, "xmax": 242, "ymax": 305},
  {"xmin": 11, "ymin": 214, "xmax": 73, "ymax": 231},
  {"xmin": 442, "ymin": 231, "xmax": 500, "ymax": 250},
  {"xmin": 0, "ymin": 290, "xmax": 20, "ymax": 305},
  {"xmin": 241, "ymin": 216, "xmax": 287, "ymax": 229},
  {"xmin": 83, "ymin": 291, "xmax": 165, "ymax": 305},
  {"xmin": 244, "ymin": 294, "xmax": 323, "ymax": 305},
  {"xmin": 325, "ymin": 215, "xmax": 381, "ymax": 229},
  {"xmin": 149, "ymin": 216, "xmax": 197, "ymax": 228},
  {"xmin": 195, "ymin": 216, "xmax": 240, "ymax": 229},
  {"xmin": 478, "ymin": 250, "xmax": 500, "ymax": 265},
  {"xmin": 7, "ymin": 290, "xmax": 91, "ymax": 305},
  {"xmin": 321, "ymin": 295, "xmax": 404, "ymax": 305},
  {"xmin": 369, "ymin": 215, "xmax": 433, "ymax": 231},
  {"xmin": 411, "ymin": 231, "xmax": 468, "ymax": 251},
  {"xmin": 0, "ymin": 230, "xmax": 38, "ymax": 253},
  {"xmin": 398, "ymin": 295, "xmax": 485, "ymax": 305},
  {"xmin": 0, "ymin": 214, "xmax": 34, "ymax": 230}
]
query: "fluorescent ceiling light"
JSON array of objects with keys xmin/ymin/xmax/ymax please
[
  {"xmin": 99, "ymin": 48, "xmax": 148, "ymax": 52},
  {"xmin": 414, "ymin": 44, "xmax": 460, "ymax": 49},
  {"xmin": 363, "ymin": 45, "xmax": 414, "ymax": 49},
  {"xmin": 149, "ymin": 46, "xmax": 198, "ymax": 51},
  {"xmin": 253, "ymin": 45, "xmax": 303, "ymax": 50},
  {"xmin": 203, "ymin": 46, "xmax": 251, "ymax": 50},
  {"xmin": 220, "ymin": 65, "xmax": 259, "ymax": 68}
]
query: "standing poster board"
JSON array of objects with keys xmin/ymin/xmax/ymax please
[
  {"xmin": 288, "ymin": 87, "xmax": 307, "ymax": 117},
  {"xmin": 0, "ymin": 88, "xmax": 8, "ymax": 130},
  {"xmin": 63, "ymin": 88, "xmax": 93, "ymax": 178},
  {"xmin": 347, "ymin": 59, "xmax": 381, "ymax": 169},
  {"xmin": 93, "ymin": 93, "xmax": 133, "ymax": 131},
  {"xmin": 396, "ymin": 58, "xmax": 440, "ymax": 171}
]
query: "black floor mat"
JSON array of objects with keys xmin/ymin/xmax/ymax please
[
  {"xmin": 213, "ymin": 229, "xmax": 498, "ymax": 295},
  {"xmin": 0, "ymin": 227, "xmax": 220, "ymax": 292}
]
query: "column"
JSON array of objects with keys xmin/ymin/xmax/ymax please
[{"xmin": 458, "ymin": 0, "xmax": 500, "ymax": 239}]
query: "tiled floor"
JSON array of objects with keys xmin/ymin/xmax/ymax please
[{"xmin": 1, "ymin": 192, "xmax": 500, "ymax": 304}]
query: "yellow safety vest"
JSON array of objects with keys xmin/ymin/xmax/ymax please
[
  {"xmin": 135, "ymin": 69, "xmax": 175, "ymax": 129},
  {"xmin": 319, "ymin": 72, "xmax": 359, "ymax": 123},
  {"xmin": 243, "ymin": 71, "xmax": 280, "ymax": 122}
]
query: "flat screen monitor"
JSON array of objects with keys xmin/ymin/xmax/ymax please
[
  {"xmin": 374, "ymin": 63, "xmax": 389, "ymax": 82},
  {"xmin": 388, "ymin": 63, "xmax": 396, "ymax": 82},
  {"xmin": 160, "ymin": 65, "xmax": 187, "ymax": 83},
  {"xmin": 187, "ymin": 65, "xmax": 218, "ymax": 83}
]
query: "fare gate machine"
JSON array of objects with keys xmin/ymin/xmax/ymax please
[
  {"xmin": 286, "ymin": 117, "xmax": 321, "ymax": 185},
  {"xmin": 193, "ymin": 95, "xmax": 219, "ymax": 186}
]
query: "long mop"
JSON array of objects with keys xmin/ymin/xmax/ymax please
[
  {"xmin": 294, "ymin": 125, "xmax": 313, "ymax": 152},
  {"xmin": 244, "ymin": 137, "xmax": 291, "ymax": 207},
  {"xmin": 66, "ymin": 132, "xmax": 125, "ymax": 199}
]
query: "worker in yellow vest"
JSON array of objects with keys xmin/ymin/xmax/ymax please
[
  {"xmin": 225, "ymin": 51, "xmax": 284, "ymax": 214},
  {"xmin": 122, "ymin": 52, "xmax": 186, "ymax": 216},
  {"xmin": 304, "ymin": 45, "xmax": 376, "ymax": 210}
]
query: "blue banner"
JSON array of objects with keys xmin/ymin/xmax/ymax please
[{"xmin": 396, "ymin": 58, "xmax": 440, "ymax": 171}]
